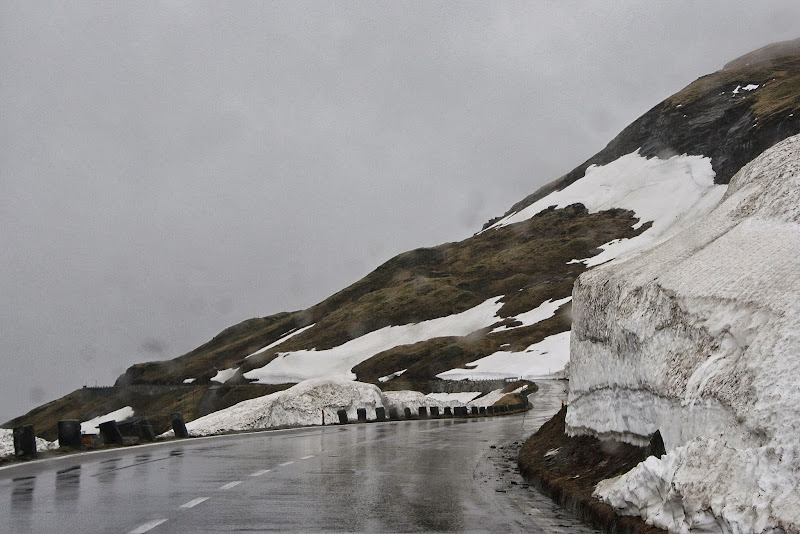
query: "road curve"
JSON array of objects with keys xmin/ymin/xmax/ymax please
[{"xmin": 1, "ymin": 381, "xmax": 597, "ymax": 533}]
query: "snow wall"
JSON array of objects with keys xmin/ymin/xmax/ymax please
[{"xmin": 567, "ymin": 135, "xmax": 800, "ymax": 532}]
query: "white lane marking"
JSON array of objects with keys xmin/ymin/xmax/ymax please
[
  {"xmin": 250, "ymin": 469, "xmax": 271, "ymax": 477},
  {"xmin": 278, "ymin": 461, "xmax": 295, "ymax": 466},
  {"xmin": 219, "ymin": 480, "xmax": 243, "ymax": 490},
  {"xmin": 179, "ymin": 497, "xmax": 209, "ymax": 509},
  {"xmin": 300, "ymin": 455, "xmax": 315, "ymax": 460},
  {"xmin": 127, "ymin": 519, "xmax": 168, "ymax": 533}
]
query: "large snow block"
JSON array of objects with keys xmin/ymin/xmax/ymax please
[{"xmin": 570, "ymin": 135, "xmax": 800, "ymax": 532}]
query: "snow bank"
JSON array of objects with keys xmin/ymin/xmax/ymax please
[
  {"xmin": 572, "ymin": 135, "xmax": 800, "ymax": 532},
  {"xmin": 170, "ymin": 378, "xmax": 384, "ymax": 436},
  {"xmin": 437, "ymin": 331, "xmax": 571, "ymax": 381},
  {"xmin": 80, "ymin": 406, "xmax": 134, "ymax": 435},
  {"xmin": 244, "ymin": 296, "xmax": 504, "ymax": 384},
  {"xmin": 488, "ymin": 151, "xmax": 725, "ymax": 268},
  {"xmin": 381, "ymin": 388, "xmax": 517, "ymax": 412},
  {"xmin": 0, "ymin": 429, "xmax": 57, "ymax": 457}
]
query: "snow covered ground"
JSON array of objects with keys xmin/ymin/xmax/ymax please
[
  {"xmin": 486, "ymin": 150, "xmax": 726, "ymax": 268},
  {"xmin": 244, "ymin": 296, "xmax": 504, "ymax": 384},
  {"xmin": 0, "ymin": 429, "xmax": 56, "ymax": 457},
  {"xmin": 437, "ymin": 331, "xmax": 571, "ymax": 381},
  {"xmin": 571, "ymin": 135, "xmax": 800, "ymax": 532}
]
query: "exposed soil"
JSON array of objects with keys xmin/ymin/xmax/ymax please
[{"xmin": 518, "ymin": 406, "xmax": 667, "ymax": 534}]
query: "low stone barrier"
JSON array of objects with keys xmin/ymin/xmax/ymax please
[
  {"xmin": 430, "ymin": 406, "xmax": 440, "ymax": 417},
  {"xmin": 171, "ymin": 412, "xmax": 189, "ymax": 438},
  {"xmin": 375, "ymin": 407, "xmax": 386, "ymax": 422},
  {"xmin": 98, "ymin": 420, "xmax": 124, "ymax": 445},
  {"xmin": 337, "ymin": 409, "xmax": 348, "ymax": 424},
  {"xmin": 357, "ymin": 408, "xmax": 367, "ymax": 422},
  {"xmin": 13, "ymin": 425, "xmax": 37, "ymax": 459}
]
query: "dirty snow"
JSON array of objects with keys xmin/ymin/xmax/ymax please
[
  {"xmin": 437, "ymin": 331, "xmax": 571, "ymax": 381},
  {"xmin": 80, "ymin": 406, "xmax": 135, "ymax": 435},
  {"xmin": 244, "ymin": 296, "xmax": 504, "ymax": 384},
  {"xmin": 487, "ymin": 151, "xmax": 725, "ymax": 268},
  {"xmin": 572, "ymin": 135, "xmax": 800, "ymax": 532},
  {"xmin": 378, "ymin": 369, "xmax": 407, "ymax": 383},
  {"xmin": 211, "ymin": 367, "xmax": 239, "ymax": 384},
  {"xmin": 0, "ymin": 429, "xmax": 57, "ymax": 457},
  {"xmin": 246, "ymin": 323, "xmax": 316, "ymax": 358},
  {"xmin": 163, "ymin": 378, "xmax": 385, "ymax": 436},
  {"xmin": 490, "ymin": 296, "xmax": 571, "ymax": 333}
]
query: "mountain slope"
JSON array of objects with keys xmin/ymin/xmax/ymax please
[{"xmin": 5, "ymin": 38, "xmax": 800, "ymax": 442}]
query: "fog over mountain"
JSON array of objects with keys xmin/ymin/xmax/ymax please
[{"xmin": 2, "ymin": 1, "xmax": 798, "ymax": 423}]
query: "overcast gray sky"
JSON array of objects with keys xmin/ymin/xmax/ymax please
[{"xmin": 1, "ymin": 1, "xmax": 798, "ymax": 423}]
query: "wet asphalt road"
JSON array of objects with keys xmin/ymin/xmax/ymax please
[{"xmin": 1, "ymin": 381, "xmax": 598, "ymax": 533}]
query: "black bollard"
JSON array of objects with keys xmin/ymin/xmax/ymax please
[
  {"xmin": 418, "ymin": 407, "xmax": 428, "ymax": 419},
  {"xmin": 357, "ymin": 408, "xmax": 367, "ymax": 422},
  {"xmin": 403, "ymin": 407, "xmax": 412, "ymax": 419},
  {"xmin": 171, "ymin": 412, "xmax": 189, "ymax": 439},
  {"xmin": 389, "ymin": 407, "xmax": 399, "ymax": 420},
  {"xmin": 444, "ymin": 407, "xmax": 452, "ymax": 416},
  {"xmin": 140, "ymin": 418, "xmax": 156, "ymax": 442},
  {"xmin": 13, "ymin": 425, "xmax": 37, "ymax": 458},
  {"xmin": 458, "ymin": 406, "xmax": 468, "ymax": 416},
  {"xmin": 430, "ymin": 406, "xmax": 440, "ymax": 417},
  {"xmin": 487, "ymin": 406, "xmax": 494, "ymax": 415},
  {"xmin": 58, "ymin": 420, "xmax": 82, "ymax": 450},
  {"xmin": 479, "ymin": 406, "xmax": 486, "ymax": 415},
  {"xmin": 337, "ymin": 409, "xmax": 349, "ymax": 424},
  {"xmin": 375, "ymin": 407, "xmax": 386, "ymax": 422},
  {"xmin": 471, "ymin": 407, "xmax": 479, "ymax": 415},
  {"xmin": 98, "ymin": 420, "xmax": 124, "ymax": 445}
]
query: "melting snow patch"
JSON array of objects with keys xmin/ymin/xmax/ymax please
[
  {"xmin": 183, "ymin": 378, "xmax": 196, "ymax": 384},
  {"xmin": 437, "ymin": 331, "xmax": 571, "ymax": 381},
  {"xmin": 244, "ymin": 296, "xmax": 505, "ymax": 384},
  {"xmin": 486, "ymin": 151, "xmax": 725, "ymax": 267},
  {"xmin": 490, "ymin": 296, "xmax": 571, "ymax": 333},
  {"xmin": 378, "ymin": 369, "xmax": 407, "ymax": 383},
  {"xmin": 80, "ymin": 406, "xmax": 134, "ymax": 435},
  {"xmin": 211, "ymin": 367, "xmax": 239, "ymax": 384},
  {"xmin": 246, "ymin": 323, "xmax": 316, "ymax": 358}
]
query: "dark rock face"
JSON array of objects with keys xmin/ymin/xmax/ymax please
[{"xmin": 491, "ymin": 38, "xmax": 800, "ymax": 227}]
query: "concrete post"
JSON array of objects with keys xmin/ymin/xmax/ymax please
[
  {"xmin": 171, "ymin": 412, "xmax": 189, "ymax": 439},
  {"xmin": 389, "ymin": 407, "xmax": 399, "ymax": 420},
  {"xmin": 337, "ymin": 409, "xmax": 349, "ymax": 424},
  {"xmin": 444, "ymin": 407, "xmax": 452, "ymax": 416},
  {"xmin": 471, "ymin": 407, "xmax": 479, "ymax": 415},
  {"xmin": 13, "ymin": 425, "xmax": 37, "ymax": 458},
  {"xmin": 140, "ymin": 418, "xmax": 156, "ymax": 441},
  {"xmin": 98, "ymin": 420, "xmax": 124, "ymax": 445},
  {"xmin": 418, "ymin": 407, "xmax": 428, "ymax": 419},
  {"xmin": 403, "ymin": 407, "xmax": 412, "ymax": 419},
  {"xmin": 58, "ymin": 420, "xmax": 82, "ymax": 450},
  {"xmin": 430, "ymin": 406, "xmax": 440, "ymax": 417},
  {"xmin": 487, "ymin": 406, "xmax": 494, "ymax": 415},
  {"xmin": 357, "ymin": 408, "xmax": 367, "ymax": 422},
  {"xmin": 375, "ymin": 407, "xmax": 386, "ymax": 422},
  {"xmin": 479, "ymin": 407, "xmax": 486, "ymax": 415}
]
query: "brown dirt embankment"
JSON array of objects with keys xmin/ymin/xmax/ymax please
[{"xmin": 518, "ymin": 406, "xmax": 666, "ymax": 534}]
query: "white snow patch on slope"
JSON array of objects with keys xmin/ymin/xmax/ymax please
[
  {"xmin": 211, "ymin": 367, "xmax": 239, "ymax": 384},
  {"xmin": 80, "ymin": 406, "xmax": 134, "ymax": 435},
  {"xmin": 0, "ymin": 429, "xmax": 56, "ymax": 457},
  {"xmin": 572, "ymin": 135, "xmax": 800, "ymax": 532},
  {"xmin": 437, "ymin": 331, "xmax": 571, "ymax": 381},
  {"xmin": 490, "ymin": 297, "xmax": 571, "ymax": 333},
  {"xmin": 378, "ymin": 369, "xmax": 406, "ymax": 383},
  {"xmin": 488, "ymin": 151, "xmax": 725, "ymax": 267},
  {"xmin": 183, "ymin": 378, "xmax": 196, "ymax": 384},
  {"xmin": 244, "ymin": 296, "xmax": 504, "ymax": 384},
  {"xmin": 246, "ymin": 323, "xmax": 316, "ymax": 358},
  {"xmin": 167, "ymin": 378, "xmax": 384, "ymax": 436}
]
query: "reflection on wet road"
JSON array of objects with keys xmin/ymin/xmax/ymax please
[{"xmin": 1, "ymin": 381, "xmax": 597, "ymax": 533}]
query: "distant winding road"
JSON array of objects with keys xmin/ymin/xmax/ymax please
[{"xmin": 1, "ymin": 381, "xmax": 597, "ymax": 533}]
